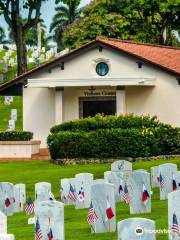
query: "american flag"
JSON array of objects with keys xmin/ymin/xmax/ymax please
[
  {"xmin": 35, "ymin": 219, "xmax": 43, "ymax": 240},
  {"xmin": 159, "ymin": 172, "xmax": 165, "ymax": 189},
  {"xmin": 171, "ymin": 213, "xmax": 180, "ymax": 236},
  {"xmin": 25, "ymin": 197, "xmax": 34, "ymax": 215},
  {"xmin": 68, "ymin": 184, "xmax": 77, "ymax": 202},
  {"xmin": 87, "ymin": 201, "xmax": 98, "ymax": 225},
  {"xmin": 123, "ymin": 184, "xmax": 131, "ymax": 204}
]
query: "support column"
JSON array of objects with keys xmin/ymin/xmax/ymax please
[
  {"xmin": 116, "ymin": 86, "xmax": 126, "ymax": 116},
  {"xmin": 55, "ymin": 87, "xmax": 64, "ymax": 124}
]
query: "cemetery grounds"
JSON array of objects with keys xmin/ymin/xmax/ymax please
[{"xmin": 0, "ymin": 159, "xmax": 179, "ymax": 240}]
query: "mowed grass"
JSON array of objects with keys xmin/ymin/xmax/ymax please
[
  {"xmin": 0, "ymin": 96, "xmax": 22, "ymax": 131},
  {"xmin": 0, "ymin": 159, "xmax": 179, "ymax": 240}
]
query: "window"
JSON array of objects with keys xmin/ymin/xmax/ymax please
[{"xmin": 96, "ymin": 62, "xmax": 109, "ymax": 76}]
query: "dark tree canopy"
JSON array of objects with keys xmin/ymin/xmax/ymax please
[
  {"xmin": 0, "ymin": 0, "xmax": 47, "ymax": 75},
  {"xmin": 62, "ymin": 0, "xmax": 180, "ymax": 48}
]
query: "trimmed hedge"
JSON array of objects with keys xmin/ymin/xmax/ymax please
[
  {"xmin": 0, "ymin": 131, "xmax": 33, "ymax": 141},
  {"xmin": 47, "ymin": 119, "xmax": 180, "ymax": 160},
  {"xmin": 50, "ymin": 114, "xmax": 161, "ymax": 133}
]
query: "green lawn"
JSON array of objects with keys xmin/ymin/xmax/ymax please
[
  {"xmin": 0, "ymin": 96, "xmax": 22, "ymax": 131},
  {"xmin": 0, "ymin": 159, "xmax": 179, "ymax": 239}
]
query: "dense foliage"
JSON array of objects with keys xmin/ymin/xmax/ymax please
[
  {"xmin": 0, "ymin": 131, "xmax": 33, "ymax": 141},
  {"xmin": 51, "ymin": 114, "xmax": 161, "ymax": 133},
  {"xmin": 62, "ymin": 0, "xmax": 180, "ymax": 49},
  {"xmin": 48, "ymin": 115, "xmax": 180, "ymax": 160}
]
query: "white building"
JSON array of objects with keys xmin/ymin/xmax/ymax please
[{"xmin": 0, "ymin": 37, "xmax": 180, "ymax": 147}]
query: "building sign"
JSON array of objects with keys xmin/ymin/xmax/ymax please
[{"xmin": 84, "ymin": 88, "xmax": 116, "ymax": 97}]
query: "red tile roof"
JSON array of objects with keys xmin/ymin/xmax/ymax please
[
  {"xmin": 97, "ymin": 36, "xmax": 180, "ymax": 75},
  {"xmin": 0, "ymin": 37, "xmax": 180, "ymax": 93}
]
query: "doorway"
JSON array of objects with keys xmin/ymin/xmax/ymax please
[{"xmin": 79, "ymin": 97, "xmax": 116, "ymax": 118}]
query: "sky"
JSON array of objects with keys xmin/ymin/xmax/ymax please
[{"xmin": 0, "ymin": 0, "xmax": 91, "ymax": 36}]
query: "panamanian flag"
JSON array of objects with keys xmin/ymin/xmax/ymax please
[
  {"xmin": 141, "ymin": 184, "xmax": 150, "ymax": 205},
  {"xmin": 172, "ymin": 174, "xmax": 177, "ymax": 191},
  {"xmin": 78, "ymin": 184, "xmax": 85, "ymax": 202},
  {"xmin": 105, "ymin": 200, "xmax": 114, "ymax": 221}
]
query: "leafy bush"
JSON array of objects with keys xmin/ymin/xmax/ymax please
[
  {"xmin": 50, "ymin": 114, "xmax": 161, "ymax": 133},
  {"xmin": 48, "ymin": 115, "xmax": 180, "ymax": 160},
  {"xmin": 0, "ymin": 131, "xmax": 33, "ymax": 141}
]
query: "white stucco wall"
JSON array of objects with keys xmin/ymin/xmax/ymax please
[
  {"xmin": 23, "ymin": 87, "xmax": 55, "ymax": 146},
  {"xmin": 23, "ymin": 46, "xmax": 180, "ymax": 147}
]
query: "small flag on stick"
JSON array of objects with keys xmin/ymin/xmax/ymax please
[
  {"xmin": 87, "ymin": 201, "xmax": 98, "ymax": 225},
  {"xmin": 25, "ymin": 197, "xmax": 34, "ymax": 215}
]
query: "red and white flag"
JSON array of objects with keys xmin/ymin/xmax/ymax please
[
  {"xmin": 141, "ymin": 184, "xmax": 150, "ymax": 205},
  {"xmin": 5, "ymin": 195, "xmax": 11, "ymax": 208},
  {"xmin": 105, "ymin": 200, "xmax": 114, "ymax": 221}
]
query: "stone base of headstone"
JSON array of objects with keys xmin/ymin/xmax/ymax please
[{"xmin": 0, "ymin": 234, "xmax": 15, "ymax": 240}]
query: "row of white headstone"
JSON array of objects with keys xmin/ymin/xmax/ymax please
[{"xmin": 1, "ymin": 160, "xmax": 179, "ymax": 239}]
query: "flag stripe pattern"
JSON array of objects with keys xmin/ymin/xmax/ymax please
[
  {"xmin": 87, "ymin": 201, "xmax": 98, "ymax": 224},
  {"xmin": 123, "ymin": 184, "xmax": 131, "ymax": 204},
  {"xmin": 35, "ymin": 219, "xmax": 43, "ymax": 240},
  {"xmin": 159, "ymin": 172, "xmax": 165, "ymax": 189},
  {"xmin": 68, "ymin": 184, "xmax": 77, "ymax": 202},
  {"xmin": 25, "ymin": 197, "xmax": 34, "ymax": 215}
]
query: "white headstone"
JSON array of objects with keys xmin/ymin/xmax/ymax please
[
  {"xmin": 174, "ymin": 171, "xmax": 180, "ymax": 190},
  {"xmin": 35, "ymin": 182, "xmax": 52, "ymax": 203},
  {"xmin": 60, "ymin": 178, "xmax": 77, "ymax": 205},
  {"xmin": 13, "ymin": 184, "xmax": 26, "ymax": 212},
  {"xmin": 0, "ymin": 182, "xmax": 14, "ymax": 216},
  {"xmin": 151, "ymin": 166, "xmax": 159, "ymax": 188},
  {"xmin": 93, "ymin": 179, "xmax": 107, "ymax": 184},
  {"xmin": 75, "ymin": 173, "xmax": 93, "ymax": 209},
  {"xmin": 8, "ymin": 120, "xmax": 15, "ymax": 131},
  {"xmin": 129, "ymin": 171, "xmax": 151, "ymax": 214},
  {"xmin": 90, "ymin": 183, "xmax": 116, "ymax": 233},
  {"xmin": 4, "ymin": 96, "xmax": 13, "ymax": 105},
  {"xmin": 118, "ymin": 218, "xmax": 156, "ymax": 240},
  {"xmin": 0, "ymin": 211, "xmax": 7, "ymax": 234},
  {"xmin": 35, "ymin": 200, "xmax": 64, "ymax": 240},
  {"xmin": 168, "ymin": 190, "xmax": 180, "ymax": 240},
  {"xmin": 104, "ymin": 171, "xmax": 131, "ymax": 202},
  {"xmin": 0, "ymin": 234, "xmax": 15, "ymax": 240},
  {"xmin": 159, "ymin": 163, "xmax": 177, "ymax": 200},
  {"xmin": 111, "ymin": 160, "xmax": 132, "ymax": 172},
  {"xmin": 11, "ymin": 109, "xmax": 17, "ymax": 121}
]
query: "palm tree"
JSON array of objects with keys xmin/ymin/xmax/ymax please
[
  {"xmin": 0, "ymin": 26, "xmax": 9, "ymax": 44},
  {"xmin": 50, "ymin": 0, "xmax": 81, "ymax": 50}
]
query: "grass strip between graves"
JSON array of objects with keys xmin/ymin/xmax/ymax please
[{"xmin": 0, "ymin": 159, "xmax": 179, "ymax": 239}]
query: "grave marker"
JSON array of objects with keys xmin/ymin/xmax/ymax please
[
  {"xmin": 118, "ymin": 218, "xmax": 156, "ymax": 240},
  {"xmin": 111, "ymin": 160, "xmax": 132, "ymax": 172},
  {"xmin": 129, "ymin": 171, "xmax": 151, "ymax": 214},
  {"xmin": 159, "ymin": 163, "xmax": 177, "ymax": 200},
  {"xmin": 90, "ymin": 183, "xmax": 116, "ymax": 233},
  {"xmin": 35, "ymin": 200, "xmax": 64, "ymax": 240}
]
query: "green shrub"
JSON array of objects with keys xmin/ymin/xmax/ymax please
[
  {"xmin": 48, "ymin": 115, "xmax": 180, "ymax": 160},
  {"xmin": 50, "ymin": 114, "xmax": 161, "ymax": 133},
  {"xmin": 0, "ymin": 131, "xmax": 33, "ymax": 141}
]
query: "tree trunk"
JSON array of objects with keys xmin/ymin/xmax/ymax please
[{"xmin": 14, "ymin": 27, "xmax": 28, "ymax": 76}]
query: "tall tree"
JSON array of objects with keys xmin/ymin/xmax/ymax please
[
  {"xmin": 26, "ymin": 21, "xmax": 48, "ymax": 48},
  {"xmin": 0, "ymin": 0, "xmax": 47, "ymax": 75},
  {"xmin": 108, "ymin": 0, "xmax": 180, "ymax": 45},
  {"xmin": 62, "ymin": 0, "xmax": 180, "ymax": 48},
  {"xmin": 50, "ymin": 0, "xmax": 81, "ymax": 50}
]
